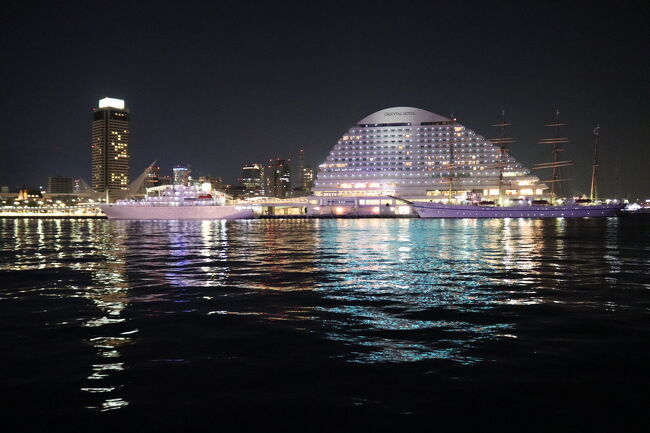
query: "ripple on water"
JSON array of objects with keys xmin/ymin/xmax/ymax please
[{"xmin": 0, "ymin": 217, "xmax": 649, "ymax": 424}]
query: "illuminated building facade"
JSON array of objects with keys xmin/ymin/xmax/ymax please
[
  {"xmin": 312, "ymin": 107, "xmax": 543, "ymax": 203},
  {"xmin": 173, "ymin": 166, "xmax": 190, "ymax": 186},
  {"xmin": 241, "ymin": 163, "xmax": 265, "ymax": 196},
  {"xmin": 267, "ymin": 159, "xmax": 291, "ymax": 198},
  {"xmin": 301, "ymin": 167, "xmax": 315, "ymax": 191},
  {"xmin": 91, "ymin": 97, "xmax": 130, "ymax": 200}
]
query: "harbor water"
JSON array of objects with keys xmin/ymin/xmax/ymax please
[{"xmin": 1, "ymin": 217, "xmax": 649, "ymax": 431}]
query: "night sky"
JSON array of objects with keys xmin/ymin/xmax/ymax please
[{"xmin": 2, "ymin": 1, "xmax": 648, "ymax": 198}]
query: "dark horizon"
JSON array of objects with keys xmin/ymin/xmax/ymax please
[{"xmin": 1, "ymin": 1, "xmax": 648, "ymax": 198}]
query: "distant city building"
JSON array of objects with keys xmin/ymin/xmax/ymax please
[
  {"xmin": 241, "ymin": 163, "xmax": 265, "ymax": 196},
  {"xmin": 158, "ymin": 175, "xmax": 172, "ymax": 186},
  {"xmin": 295, "ymin": 149, "xmax": 314, "ymax": 194},
  {"xmin": 224, "ymin": 184, "xmax": 246, "ymax": 198},
  {"xmin": 145, "ymin": 165, "xmax": 161, "ymax": 189},
  {"xmin": 47, "ymin": 176, "xmax": 73, "ymax": 194},
  {"xmin": 173, "ymin": 166, "xmax": 190, "ymax": 186},
  {"xmin": 267, "ymin": 158, "xmax": 291, "ymax": 198},
  {"xmin": 298, "ymin": 149, "xmax": 306, "ymax": 187},
  {"xmin": 91, "ymin": 97, "xmax": 130, "ymax": 201},
  {"xmin": 292, "ymin": 166, "xmax": 315, "ymax": 197},
  {"xmin": 1, "ymin": 186, "xmax": 9, "ymax": 194},
  {"xmin": 198, "ymin": 175, "xmax": 222, "ymax": 191},
  {"xmin": 301, "ymin": 167, "xmax": 315, "ymax": 191}
]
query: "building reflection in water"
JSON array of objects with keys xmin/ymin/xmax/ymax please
[
  {"xmin": 0, "ymin": 219, "xmax": 133, "ymax": 412},
  {"xmin": 312, "ymin": 218, "xmax": 558, "ymax": 364},
  {"xmin": 77, "ymin": 220, "xmax": 132, "ymax": 412},
  {"xmin": 2, "ymin": 216, "xmax": 639, "ymax": 409}
]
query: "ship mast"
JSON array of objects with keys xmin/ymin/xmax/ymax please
[
  {"xmin": 490, "ymin": 110, "xmax": 515, "ymax": 205},
  {"xmin": 590, "ymin": 124, "xmax": 600, "ymax": 202},
  {"xmin": 448, "ymin": 117, "xmax": 456, "ymax": 202},
  {"xmin": 534, "ymin": 109, "xmax": 572, "ymax": 204}
]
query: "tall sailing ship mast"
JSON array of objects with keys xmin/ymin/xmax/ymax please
[
  {"xmin": 444, "ymin": 116, "xmax": 466, "ymax": 203},
  {"xmin": 534, "ymin": 109, "xmax": 573, "ymax": 204},
  {"xmin": 489, "ymin": 110, "xmax": 515, "ymax": 205},
  {"xmin": 448, "ymin": 117, "xmax": 456, "ymax": 202},
  {"xmin": 590, "ymin": 124, "xmax": 600, "ymax": 202}
]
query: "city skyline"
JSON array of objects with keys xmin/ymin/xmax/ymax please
[{"xmin": 1, "ymin": 2, "xmax": 648, "ymax": 198}]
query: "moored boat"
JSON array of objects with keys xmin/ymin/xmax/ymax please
[
  {"xmin": 405, "ymin": 111, "xmax": 625, "ymax": 219},
  {"xmin": 410, "ymin": 201, "xmax": 623, "ymax": 219},
  {"xmin": 101, "ymin": 185, "xmax": 257, "ymax": 220}
]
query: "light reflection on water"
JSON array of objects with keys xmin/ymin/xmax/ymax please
[{"xmin": 1, "ymin": 217, "xmax": 649, "ymax": 412}]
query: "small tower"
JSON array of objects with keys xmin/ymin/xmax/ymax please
[{"xmin": 590, "ymin": 124, "xmax": 600, "ymax": 202}]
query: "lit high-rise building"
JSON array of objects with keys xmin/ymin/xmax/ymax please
[
  {"xmin": 241, "ymin": 163, "xmax": 265, "ymax": 196},
  {"xmin": 173, "ymin": 166, "xmax": 190, "ymax": 186},
  {"xmin": 297, "ymin": 149, "xmax": 315, "ymax": 193},
  {"xmin": 267, "ymin": 159, "xmax": 291, "ymax": 198},
  {"xmin": 301, "ymin": 167, "xmax": 314, "ymax": 191},
  {"xmin": 91, "ymin": 97, "xmax": 130, "ymax": 200}
]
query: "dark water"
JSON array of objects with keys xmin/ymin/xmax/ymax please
[{"xmin": 1, "ymin": 217, "xmax": 649, "ymax": 431}]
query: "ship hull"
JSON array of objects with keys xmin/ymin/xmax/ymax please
[
  {"xmin": 101, "ymin": 204, "xmax": 256, "ymax": 220},
  {"xmin": 412, "ymin": 203, "xmax": 623, "ymax": 219}
]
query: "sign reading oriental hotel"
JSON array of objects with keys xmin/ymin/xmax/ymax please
[
  {"xmin": 384, "ymin": 111, "xmax": 417, "ymax": 117},
  {"xmin": 312, "ymin": 106, "xmax": 543, "ymax": 199}
]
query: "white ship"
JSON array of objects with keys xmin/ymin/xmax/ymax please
[{"xmin": 102, "ymin": 185, "xmax": 257, "ymax": 220}]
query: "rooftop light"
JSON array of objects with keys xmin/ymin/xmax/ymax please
[{"xmin": 98, "ymin": 97, "xmax": 125, "ymax": 109}]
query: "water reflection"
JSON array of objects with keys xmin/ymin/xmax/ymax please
[
  {"xmin": 315, "ymin": 219, "xmax": 514, "ymax": 363},
  {"xmin": 79, "ymin": 222, "xmax": 132, "ymax": 412},
  {"xmin": 1, "ymin": 217, "xmax": 648, "ymax": 413},
  {"xmin": 0, "ymin": 219, "xmax": 133, "ymax": 412}
]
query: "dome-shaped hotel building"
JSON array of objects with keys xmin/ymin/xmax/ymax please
[{"xmin": 310, "ymin": 107, "xmax": 545, "ymax": 216}]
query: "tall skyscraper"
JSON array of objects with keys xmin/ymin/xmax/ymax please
[
  {"xmin": 241, "ymin": 163, "xmax": 265, "ymax": 196},
  {"xmin": 297, "ymin": 149, "xmax": 315, "ymax": 192},
  {"xmin": 298, "ymin": 149, "xmax": 306, "ymax": 187},
  {"xmin": 91, "ymin": 97, "xmax": 130, "ymax": 201},
  {"xmin": 267, "ymin": 158, "xmax": 291, "ymax": 198},
  {"xmin": 301, "ymin": 167, "xmax": 315, "ymax": 191}
]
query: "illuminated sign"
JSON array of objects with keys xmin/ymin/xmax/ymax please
[
  {"xmin": 99, "ymin": 97, "xmax": 125, "ymax": 109},
  {"xmin": 384, "ymin": 111, "xmax": 416, "ymax": 116}
]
